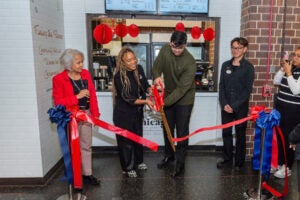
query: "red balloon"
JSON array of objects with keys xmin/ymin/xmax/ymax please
[
  {"xmin": 128, "ymin": 24, "xmax": 140, "ymax": 37},
  {"xmin": 203, "ymin": 28, "xmax": 215, "ymax": 41},
  {"xmin": 175, "ymin": 22, "xmax": 185, "ymax": 32},
  {"xmin": 93, "ymin": 24, "xmax": 113, "ymax": 44},
  {"xmin": 115, "ymin": 24, "xmax": 128, "ymax": 38},
  {"xmin": 191, "ymin": 26, "xmax": 201, "ymax": 39}
]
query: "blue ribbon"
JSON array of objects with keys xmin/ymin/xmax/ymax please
[
  {"xmin": 252, "ymin": 109, "xmax": 280, "ymax": 179},
  {"xmin": 47, "ymin": 105, "xmax": 73, "ymax": 185}
]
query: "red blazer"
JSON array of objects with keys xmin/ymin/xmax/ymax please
[{"xmin": 52, "ymin": 69, "xmax": 100, "ymax": 118}]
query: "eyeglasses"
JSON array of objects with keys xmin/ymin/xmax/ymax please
[{"xmin": 231, "ymin": 46, "xmax": 244, "ymax": 50}]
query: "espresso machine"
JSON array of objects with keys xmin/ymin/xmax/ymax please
[
  {"xmin": 195, "ymin": 61, "xmax": 214, "ymax": 91},
  {"xmin": 93, "ymin": 62, "xmax": 109, "ymax": 91},
  {"xmin": 99, "ymin": 65, "xmax": 108, "ymax": 90},
  {"xmin": 93, "ymin": 62, "xmax": 100, "ymax": 90},
  {"xmin": 92, "ymin": 49, "xmax": 116, "ymax": 91}
]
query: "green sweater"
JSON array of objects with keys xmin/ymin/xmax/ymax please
[{"xmin": 152, "ymin": 44, "xmax": 197, "ymax": 106}]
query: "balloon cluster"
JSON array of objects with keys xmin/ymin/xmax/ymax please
[
  {"xmin": 93, "ymin": 23, "xmax": 140, "ymax": 44},
  {"xmin": 175, "ymin": 22, "xmax": 215, "ymax": 41}
]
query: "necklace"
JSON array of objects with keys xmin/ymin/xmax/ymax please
[{"xmin": 70, "ymin": 78, "xmax": 86, "ymax": 92}]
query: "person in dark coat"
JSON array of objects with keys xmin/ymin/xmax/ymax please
[
  {"xmin": 152, "ymin": 31, "xmax": 197, "ymax": 177},
  {"xmin": 112, "ymin": 47, "xmax": 154, "ymax": 178},
  {"xmin": 217, "ymin": 37, "xmax": 254, "ymax": 170},
  {"xmin": 289, "ymin": 123, "xmax": 300, "ymax": 193}
]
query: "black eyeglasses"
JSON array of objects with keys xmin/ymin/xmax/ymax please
[{"xmin": 231, "ymin": 46, "xmax": 244, "ymax": 50}]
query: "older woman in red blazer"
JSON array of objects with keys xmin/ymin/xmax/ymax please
[{"xmin": 52, "ymin": 49, "xmax": 100, "ymax": 196}]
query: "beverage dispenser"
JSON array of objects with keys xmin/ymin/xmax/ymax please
[
  {"xmin": 99, "ymin": 65, "xmax": 108, "ymax": 90},
  {"xmin": 93, "ymin": 62, "xmax": 100, "ymax": 90},
  {"xmin": 195, "ymin": 61, "xmax": 214, "ymax": 91}
]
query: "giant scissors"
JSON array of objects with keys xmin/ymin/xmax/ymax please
[{"xmin": 150, "ymin": 82, "xmax": 176, "ymax": 152}]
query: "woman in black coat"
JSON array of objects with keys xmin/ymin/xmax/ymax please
[
  {"xmin": 289, "ymin": 123, "xmax": 300, "ymax": 193},
  {"xmin": 112, "ymin": 47, "xmax": 154, "ymax": 178}
]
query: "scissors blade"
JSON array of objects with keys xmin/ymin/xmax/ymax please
[{"xmin": 160, "ymin": 107, "xmax": 176, "ymax": 152}]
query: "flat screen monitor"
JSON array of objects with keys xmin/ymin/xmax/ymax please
[
  {"xmin": 158, "ymin": 0, "xmax": 209, "ymax": 15},
  {"xmin": 105, "ymin": 0, "xmax": 157, "ymax": 14},
  {"xmin": 186, "ymin": 46, "xmax": 204, "ymax": 61}
]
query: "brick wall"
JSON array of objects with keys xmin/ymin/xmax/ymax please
[{"xmin": 241, "ymin": 0, "xmax": 300, "ymax": 157}]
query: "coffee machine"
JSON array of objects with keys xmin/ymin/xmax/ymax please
[
  {"xmin": 92, "ymin": 49, "xmax": 116, "ymax": 91},
  {"xmin": 195, "ymin": 61, "xmax": 214, "ymax": 91},
  {"xmin": 99, "ymin": 65, "xmax": 108, "ymax": 90}
]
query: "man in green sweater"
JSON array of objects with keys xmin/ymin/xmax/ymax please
[{"xmin": 152, "ymin": 31, "xmax": 197, "ymax": 177}]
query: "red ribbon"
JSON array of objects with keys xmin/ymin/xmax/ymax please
[
  {"xmin": 74, "ymin": 110, "xmax": 158, "ymax": 151},
  {"xmin": 271, "ymin": 129, "xmax": 278, "ymax": 169},
  {"xmin": 69, "ymin": 115, "xmax": 82, "ymax": 189},
  {"xmin": 68, "ymin": 107, "xmax": 158, "ymax": 188},
  {"xmin": 172, "ymin": 105, "xmax": 265, "ymax": 142},
  {"xmin": 172, "ymin": 116, "xmax": 255, "ymax": 142},
  {"xmin": 262, "ymin": 126, "xmax": 288, "ymax": 197},
  {"xmin": 150, "ymin": 83, "xmax": 164, "ymax": 112}
]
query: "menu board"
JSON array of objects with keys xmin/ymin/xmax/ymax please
[
  {"xmin": 105, "ymin": 0, "xmax": 156, "ymax": 13},
  {"xmin": 158, "ymin": 0, "xmax": 208, "ymax": 14}
]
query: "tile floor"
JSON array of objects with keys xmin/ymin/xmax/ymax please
[{"xmin": 0, "ymin": 150, "xmax": 298, "ymax": 200}]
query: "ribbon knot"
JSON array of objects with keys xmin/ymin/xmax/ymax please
[
  {"xmin": 48, "ymin": 105, "xmax": 71, "ymax": 126},
  {"xmin": 250, "ymin": 105, "xmax": 266, "ymax": 122},
  {"xmin": 252, "ymin": 109, "xmax": 281, "ymax": 177},
  {"xmin": 47, "ymin": 105, "xmax": 74, "ymax": 186},
  {"xmin": 268, "ymin": 109, "xmax": 281, "ymax": 127}
]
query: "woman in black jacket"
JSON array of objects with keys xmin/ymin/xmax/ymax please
[
  {"xmin": 289, "ymin": 123, "xmax": 300, "ymax": 193},
  {"xmin": 112, "ymin": 47, "xmax": 154, "ymax": 178}
]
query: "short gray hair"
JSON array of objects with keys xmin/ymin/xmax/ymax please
[{"xmin": 59, "ymin": 48, "xmax": 84, "ymax": 70}]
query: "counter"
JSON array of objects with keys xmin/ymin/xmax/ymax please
[{"xmin": 92, "ymin": 91, "xmax": 222, "ymax": 147}]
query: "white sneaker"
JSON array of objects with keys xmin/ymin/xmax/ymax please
[
  {"xmin": 126, "ymin": 170, "xmax": 137, "ymax": 178},
  {"xmin": 270, "ymin": 165, "xmax": 282, "ymax": 174},
  {"xmin": 274, "ymin": 165, "xmax": 291, "ymax": 178},
  {"xmin": 137, "ymin": 163, "xmax": 148, "ymax": 170}
]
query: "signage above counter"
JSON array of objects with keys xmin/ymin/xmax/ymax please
[
  {"xmin": 158, "ymin": 0, "xmax": 208, "ymax": 14},
  {"xmin": 105, "ymin": 0, "xmax": 209, "ymax": 15}
]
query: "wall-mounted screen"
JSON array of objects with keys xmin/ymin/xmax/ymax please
[
  {"xmin": 158, "ymin": 0, "xmax": 208, "ymax": 14},
  {"xmin": 105, "ymin": 0, "xmax": 157, "ymax": 14},
  {"xmin": 186, "ymin": 46, "xmax": 203, "ymax": 61}
]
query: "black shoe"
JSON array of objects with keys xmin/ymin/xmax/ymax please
[
  {"xmin": 157, "ymin": 157, "xmax": 174, "ymax": 169},
  {"xmin": 172, "ymin": 165, "xmax": 184, "ymax": 178},
  {"xmin": 234, "ymin": 163, "xmax": 243, "ymax": 171},
  {"xmin": 216, "ymin": 160, "xmax": 232, "ymax": 169},
  {"xmin": 234, "ymin": 166, "xmax": 241, "ymax": 171},
  {"xmin": 83, "ymin": 175, "xmax": 100, "ymax": 186}
]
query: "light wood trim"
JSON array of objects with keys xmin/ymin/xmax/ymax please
[{"xmin": 126, "ymin": 19, "xmax": 203, "ymax": 28}]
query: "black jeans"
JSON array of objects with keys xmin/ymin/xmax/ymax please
[
  {"xmin": 163, "ymin": 104, "xmax": 193, "ymax": 168},
  {"xmin": 115, "ymin": 110, "xmax": 144, "ymax": 172},
  {"xmin": 221, "ymin": 105, "xmax": 248, "ymax": 166}
]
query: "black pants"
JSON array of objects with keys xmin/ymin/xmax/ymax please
[
  {"xmin": 297, "ymin": 160, "xmax": 300, "ymax": 192},
  {"xmin": 221, "ymin": 105, "xmax": 248, "ymax": 166},
  {"xmin": 115, "ymin": 111, "xmax": 144, "ymax": 172},
  {"xmin": 276, "ymin": 103, "xmax": 300, "ymax": 169},
  {"xmin": 163, "ymin": 104, "xmax": 193, "ymax": 168}
]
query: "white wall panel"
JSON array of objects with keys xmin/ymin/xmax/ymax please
[
  {"xmin": 30, "ymin": 0, "xmax": 65, "ymax": 176},
  {"xmin": 0, "ymin": 0, "xmax": 41, "ymax": 177}
]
